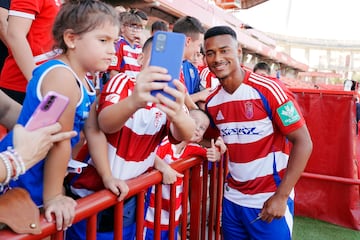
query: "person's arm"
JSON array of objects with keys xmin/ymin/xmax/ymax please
[
  {"xmin": 84, "ymin": 102, "xmax": 129, "ymax": 200},
  {"xmin": 7, "ymin": 15, "xmax": 36, "ymax": 81},
  {"xmin": 154, "ymin": 155, "xmax": 183, "ymax": 184},
  {"xmin": 0, "ymin": 90, "xmax": 21, "ymax": 129},
  {"xmin": 190, "ymin": 88, "xmax": 211, "ymax": 104},
  {"xmin": 0, "ymin": 123, "xmax": 77, "ymax": 183},
  {"xmin": 39, "ymin": 68, "xmax": 79, "ymax": 231},
  {"xmin": 185, "ymin": 92, "xmax": 198, "ymax": 110},
  {"xmin": 206, "ymin": 138, "xmax": 226, "ymax": 162},
  {"xmin": 98, "ymin": 66, "xmax": 171, "ymax": 134},
  {"xmin": 260, "ymin": 125, "xmax": 313, "ymax": 222},
  {"xmin": 156, "ymin": 80, "xmax": 196, "ymax": 142},
  {"xmin": 0, "ymin": 6, "xmax": 8, "ymax": 46}
]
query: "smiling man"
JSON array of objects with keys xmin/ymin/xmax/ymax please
[{"xmin": 203, "ymin": 25, "xmax": 313, "ymax": 240}]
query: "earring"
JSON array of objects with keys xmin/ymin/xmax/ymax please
[{"xmin": 69, "ymin": 45, "xmax": 75, "ymax": 49}]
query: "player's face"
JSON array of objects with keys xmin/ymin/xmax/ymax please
[
  {"xmin": 76, "ymin": 22, "xmax": 119, "ymax": 73},
  {"xmin": 204, "ymin": 35, "xmax": 241, "ymax": 81}
]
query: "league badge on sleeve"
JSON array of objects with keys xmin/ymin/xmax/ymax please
[{"xmin": 277, "ymin": 101, "xmax": 300, "ymax": 126}]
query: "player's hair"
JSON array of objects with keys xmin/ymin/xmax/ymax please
[
  {"xmin": 204, "ymin": 25, "xmax": 237, "ymax": 41},
  {"xmin": 52, "ymin": 0, "xmax": 119, "ymax": 52}
]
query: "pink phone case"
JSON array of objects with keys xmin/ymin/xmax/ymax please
[{"xmin": 25, "ymin": 91, "xmax": 70, "ymax": 131}]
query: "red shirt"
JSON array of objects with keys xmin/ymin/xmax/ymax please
[{"xmin": 0, "ymin": 0, "xmax": 60, "ymax": 92}]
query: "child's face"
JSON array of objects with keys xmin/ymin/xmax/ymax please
[
  {"xmin": 185, "ymin": 33, "xmax": 203, "ymax": 60},
  {"xmin": 190, "ymin": 51, "xmax": 204, "ymax": 68},
  {"xmin": 121, "ymin": 23, "xmax": 144, "ymax": 46},
  {"xmin": 74, "ymin": 22, "xmax": 120, "ymax": 73},
  {"xmin": 189, "ymin": 110, "xmax": 209, "ymax": 143}
]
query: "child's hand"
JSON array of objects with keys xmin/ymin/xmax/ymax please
[
  {"xmin": 155, "ymin": 80, "xmax": 186, "ymax": 122},
  {"xmin": 44, "ymin": 194, "xmax": 77, "ymax": 231},
  {"xmin": 102, "ymin": 176, "xmax": 129, "ymax": 201},
  {"xmin": 132, "ymin": 66, "xmax": 171, "ymax": 108},
  {"xmin": 161, "ymin": 164, "xmax": 184, "ymax": 184},
  {"xmin": 206, "ymin": 138, "xmax": 221, "ymax": 162},
  {"xmin": 215, "ymin": 136, "xmax": 227, "ymax": 155}
]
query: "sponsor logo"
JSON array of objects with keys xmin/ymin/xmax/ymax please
[
  {"xmin": 105, "ymin": 93, "xmax": 120, "ymax": 104},
  {"xmin": 216, "ymin": 110, "xmax": 224, "ymax": 121},
  {"xmin": 220, "ymin": 127, "xmax": 260, "ymax": 136},
  {"xmin": 277, "ymin": 101, "xmax": 300, "ymax": 126}
]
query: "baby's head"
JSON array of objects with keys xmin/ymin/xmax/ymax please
[{"xmin": 189, "ymin": 109, "xmax": 210, "ymax": 143}]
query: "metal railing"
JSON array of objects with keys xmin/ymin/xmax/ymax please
[{"xmin": 0, "ymin": 156, "xmax": 227, "ymax": 240}]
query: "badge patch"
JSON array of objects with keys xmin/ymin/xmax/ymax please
[
  {"xmin": 277, "ymin": 101, "xmax": 300, "ymax": 126},
  {"xmin": 245, "ymin": 101, "xmax": 253, "ymax": 119},
  {"xmin": 110, "ymin": 55, "xmax": 118, "ymax": 66}
]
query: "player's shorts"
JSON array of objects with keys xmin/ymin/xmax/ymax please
[{"xmin": 221, "ymin": 197, "xmax": 294, "ymax": 240}]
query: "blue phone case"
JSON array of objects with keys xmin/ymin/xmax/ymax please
[{"xmin": 150, "ymin": 31, "xmax": 186, "ymax": 101}]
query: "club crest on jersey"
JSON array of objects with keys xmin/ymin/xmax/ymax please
[
  {"xmin": 154, "ymin": 111, "xmax": 163, "ymax": 128},
  {"xmin": 245, "ymin": 101, "xmax": 253, "ymax": 119}
]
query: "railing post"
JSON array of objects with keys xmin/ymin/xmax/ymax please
[
  {"xmin": 113, "ymin": 201, "xmax": 124, "ymax": 239},
  {"xmin": 189, "ymin": 164, "xmax": 202, "ymax": 240}
]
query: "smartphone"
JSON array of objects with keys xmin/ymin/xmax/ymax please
[
  {"xmin": 150, "ymin": 31, "xmax": 186, "ymax": 100},
  {"xmin": 25, "ymin": 91, "xmax": 70, "ymax": 131}
]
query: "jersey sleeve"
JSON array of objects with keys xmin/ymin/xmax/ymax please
[
  {"xmin": 10, "ymin": 0, "xmax": 40, "ymax": 17},
  {"xmin": 261, "ymin": 77, "xmax": 305, "ymax": 135},
  {"xmin": 97, "ymin": 73, "xmax": 132, "ymax": 113}
]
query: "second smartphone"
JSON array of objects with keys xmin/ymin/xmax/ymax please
[{"xmin": 25, "ymin": 91, "xmax": 70, "ymax": 131}]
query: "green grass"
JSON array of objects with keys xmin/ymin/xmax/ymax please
[{"xmin": 293, "ymin": 216, "xmax": 360, "ymax": 240}]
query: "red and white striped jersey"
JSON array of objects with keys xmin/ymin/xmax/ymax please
[
  {"xmin": 205, "ymin": 68, "xmax": 305, "ymax": 208},
  {"xmin": 108, "ymin": 37, "xmax": 141, "ymax": 79},
  {"xmin": 199, "ymin": 65, "xmax": 219, "ymax": 90},
  {"xmin": 144, "ymin": 137, "xmax": 206, "ymax": 230},
  {"xmin": 97, "ymin": 73, "xmax": 170, "ymax": 180}
]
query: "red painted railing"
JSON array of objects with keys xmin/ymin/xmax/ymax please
[{"xmin": 0, "ymin": 156, "xmax": 227, "ymax": 240}]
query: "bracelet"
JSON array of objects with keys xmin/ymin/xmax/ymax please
[
  {"xmin": 7, "ymin": 147, "xmax": 25, "ymax": 175},
  {"xmin": 3, "ymin": 151, "xmax": 21, "ymax": 180},
  {"xmin": 0, "ymin": 153, "xmax": 11, "ymax": 186}
]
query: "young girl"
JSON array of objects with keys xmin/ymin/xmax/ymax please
[{"xmin": 0, "ymin": 0, "xmax": 127, "ymax": 231}]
